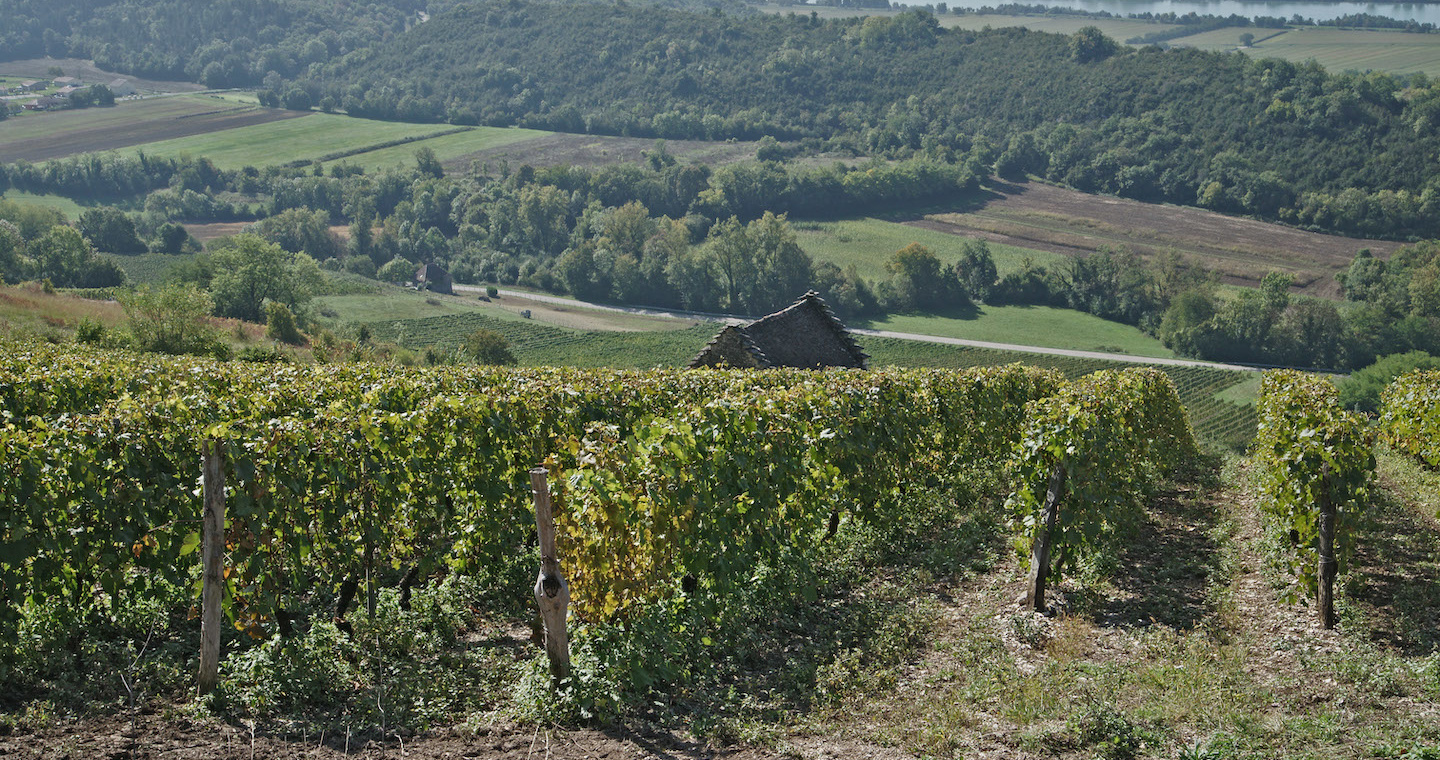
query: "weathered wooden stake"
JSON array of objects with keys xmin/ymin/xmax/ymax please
[
  {"xmin": 1316, "ymin": 464, "xmax": 1337, "ymax": 630},
  {"xmin": 530, "ymin": 467, "xmax": 571, "ymax": 687},
  {"xmin": 197, "ymin": 439, "xmax": 226, "ymax": 696},
  {"xmin": 1026, "ymin": 464, "xmax": 1067, "ymax": 613}
]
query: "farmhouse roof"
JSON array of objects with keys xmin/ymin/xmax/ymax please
[{"xmin": 689, "ymin": 291, "xmax": 868, "ymax": 370}]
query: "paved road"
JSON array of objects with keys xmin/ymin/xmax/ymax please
[{"xmin": 453, "ymin": 284, "xmax": 1258, "ymax": 372}]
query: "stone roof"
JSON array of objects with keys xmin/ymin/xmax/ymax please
[
  {"xmin": 415, "ymin": 262, "xmax": 453, "ymax": 294},
  {"xmin": 689, "ymin": 291, "xmax": 868, "ymax": 370}
]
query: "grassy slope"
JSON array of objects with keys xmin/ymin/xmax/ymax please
[
  {"xmin": 0, "ymin": 283, "xmax": 125, "ymax": 340},
  {"xmin": 856, "ymin": 305, "xmax": 1175, "ymax": 358},
  {"xmin": 794, "ymin": 217, "xmax": 1065, "ymax": 283},
  {"xmin": 0, "ymin": 191, "xmax": 87, "ymax": 220},
  {"xmin": 326, "ymin": 287, "xmax": 1253, "ymax": 446}
]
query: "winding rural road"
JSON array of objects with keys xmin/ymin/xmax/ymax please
[{"xmin": 452, "ymin": 284, "xmax": 1258, "ymax": 372}]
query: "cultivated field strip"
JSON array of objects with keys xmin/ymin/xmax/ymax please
[{"xmin": 0, "ymin": 99, "xmax": 307, "ymax": 163}]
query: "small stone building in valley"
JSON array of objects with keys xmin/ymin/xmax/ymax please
[
  {"xmin": 414, "ymin": 262, "xmax": 453, "ymax": 295},
  {"xmin": 689, "ymin": 291, "xmax": 868, "ymax": 369}
]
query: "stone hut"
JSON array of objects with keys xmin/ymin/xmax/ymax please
[
  {"xmin": 414, "ymin": 262, "xmax": 454, "ymax": 295},
  {"xmin": 689, "ymin": 291, "xmax": 868, "ymax": 369}
]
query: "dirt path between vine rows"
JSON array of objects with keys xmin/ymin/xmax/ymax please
[{"xmin": 1, "ymin": 713, "xmax": 780, "ymax": 759}]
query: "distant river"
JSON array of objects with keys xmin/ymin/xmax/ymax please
[{"xmin": 918, "ymin": 0, "xmax": 1440, "ymax": 24}]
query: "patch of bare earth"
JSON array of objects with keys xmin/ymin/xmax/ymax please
[
  {"xmin": 0, "ymin": 714, "xmax": 778, "ymax": 760},
  {"xmin": 183, "ymin": 221, "xmax": 252, "ymax": 244},
  {"xmin": 909, "ymin": 182, "xmax": 1400, "ymax": 298},
  {"xmin": 1217, "ymin": 461, "xmax": 1348, "ymax": 697},
  {"xmin": 444, "ymin": 134, "xmax": 762, "ymax": 172},
  {"xmin": 1349, "ymin": 463, "xmax": 1440, "ymax": 655}
]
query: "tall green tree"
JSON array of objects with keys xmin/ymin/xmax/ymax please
[
  {"xmin": 78, "ymin": 207, "xmax": 145, "ymax": 254},
  {"xmin": 209, "ymin": 234, "xmax": 310, "ymax": 323}
]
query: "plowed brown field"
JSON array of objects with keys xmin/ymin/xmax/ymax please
[{"xmin": 913, "ymin": 182, "xmax": 1400, "ymax": 298}]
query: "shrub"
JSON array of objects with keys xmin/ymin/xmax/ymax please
[
  {"xmin": 120, "ymin": 283, "xmax": 219, "ymax": 356},
  {"xmin": 265, "ymin": 302, "xmax": 304, "ymax": 345},
  {"xmin": 1340, "ymin": 351, "xmax": 1440, "ymax": 413},
  {"xmin": 461, "ymin": 328, "xmax": 516, "ymax": 365}
]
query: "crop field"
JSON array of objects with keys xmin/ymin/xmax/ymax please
[
  {"xmin": 793, "ymin": 216, "xmax": 1065, "ymax": 282},
  {"xmin": 919, "ymin": 181, "xmax": 1399, "ymax": 298},
  {"xmin": 751, "ymin": 5, "xmax": 1177, "ymax": 41},
  {"xmin": 0, "ymin": 94, "xmax": 309, "ymax": 163},
  {"xmin": 109, "ymin": 112, "xmax": 461, "ymax": 170},
  {"xmin": 1175, "ymin": 26, "xmax": 1440, "ymax": 77},
  {"xmin": 97, "ymin": 252, "xmax": 196, "ymax": 285},
  {"xmin": 345, "ymin": 125, "xmax": 550, "ymax": 172}
]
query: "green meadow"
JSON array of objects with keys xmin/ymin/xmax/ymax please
[
  {"xmin": 0, "ymin": 191, "xmax": 87, "ymax": 220},
  {"xmin": 855, "ymin": 304, "xmax": 1176, "ymax": 359},
  {"xmin": 113, "ymin": 112, "xmax": 456, "ymax": 169},
  {"xmin": 792, "ymin": 217, "xmax": 1065, "ymax": 282}
]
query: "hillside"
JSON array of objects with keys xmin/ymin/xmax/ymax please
[{"xmin": 302, "ymin": 0, "xmax": 1440, "ymax": 238}]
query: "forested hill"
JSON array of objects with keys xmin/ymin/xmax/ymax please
[
  {"xmin": 301, "ymin": 1, "xmax": 1440, "ymax": 238},
  {"xmin": 0, "ymin": 0, "xmax": 750, "ymax": 87},
  {"xmin": 0, "ymin": 0, "xmax": 428, "ymax": 85}
]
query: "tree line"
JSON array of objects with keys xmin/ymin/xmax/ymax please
[{"xmin": 7, "ymin": 142, "xmax": 1432, "ymax": 371}]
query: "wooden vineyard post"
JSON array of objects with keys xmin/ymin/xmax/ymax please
[
  {"xmin": 197, "ymin": 440, "xmax": 226, "ymax": 696},
  {"xmin": 1316, "ymin": 464, "xmax": 1337, "ymax": 630},
  {"xmin": 1026, "ymin": 464, "xmax": 1067, "ymax": 613},
  {"xmin": 530, "ymin": 467, "xmax": 571, "ymax": 687}
]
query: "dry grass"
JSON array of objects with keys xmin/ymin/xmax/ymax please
[{"xmin": 0, "ymin": 283, "xmax": 124, "ymax": 341}]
